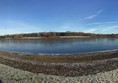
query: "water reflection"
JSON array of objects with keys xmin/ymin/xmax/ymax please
[{"xmin": 0, "ymin": 38, "xmax": 118, "ymax": 54}]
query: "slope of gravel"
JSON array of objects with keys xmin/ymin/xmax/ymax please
[
  {"xmin": 0, "ymin": 63, "xmax": 118, "ymax": 83},
  {"xmin": 0, "ymin": 56, "xmax": 118, "ymax": 77}
]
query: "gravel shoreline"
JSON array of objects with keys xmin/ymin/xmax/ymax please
[
  {"xmin": 0, "ymin": 50, "xmax": 118, "ymax": 82},
  {"xmin": 0, "ymin": 56, "xmax": 118, "ymax": 77},
  {"xmin": 0, "ymin": 50, "xmax": 118, "ymax": 77},
  {"xmin": 0, "ymin": 63, "xmax": 118, "ymax": 83}
]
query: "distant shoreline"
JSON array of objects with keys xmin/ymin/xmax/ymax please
[
  {"xmin": 0, "ymin": 32, "xmax": 118, "ymax": 39},
  {"xmin": 2, "ymin": 36, "xmax": 90, "ymax": 40},
  {"xmin": 1, "ymin": 36, "xmax": 118, "ymax": 40}
]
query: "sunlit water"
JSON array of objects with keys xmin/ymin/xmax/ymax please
[{"xmin": 0, "ymin": 38, "xmax": 118, "ymax": 54}]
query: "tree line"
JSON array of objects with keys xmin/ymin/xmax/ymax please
[{"xmin": 0, "ymin": 32, "xmax": 118, "ymax": 39}]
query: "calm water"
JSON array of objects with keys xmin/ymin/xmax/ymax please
[{"xmin": 0, "ymin": 38, "xmax": 118, "ymax": 54}]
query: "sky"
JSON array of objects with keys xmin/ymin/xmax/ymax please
[{"xmin": 0, "ymin": 0, "xmax": 118, "ymax": 35}]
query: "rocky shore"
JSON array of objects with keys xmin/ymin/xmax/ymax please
[
  {"xmin": 0, "ymin": 63, "xmax": 118, "ymax": 83},
  {"xmin": 0, "ymin": 50, "xmax": 118, "ymax": 82}
]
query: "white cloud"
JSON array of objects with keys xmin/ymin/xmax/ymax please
[
  {"xmin": 0, "ymin": 20, "xmax": 41, "ymax": 35},
  {"xmin": 83, "ymin": 25, "xmax": 118, "ymax": 34},
  {"xmin": 97, "ymin": 10, "xmax": 103, "ymax": 14},
  {"xmin": 102, "ymin": 26, "xmax": 118, "ymax": 32},
  {"xmin": 84, "ymin": 10, "xmax": 103, "ymax": 20},
  {"xmin": 87, "ymin": 22, "xmax": 118, "ymax": 25},
  {"xmin": 84, "ymin": 29, "xmax": 97, "ymax": 33},
  {"xmin": 85, "ymin": 15, "xmax": 97, "ymax": 20}
]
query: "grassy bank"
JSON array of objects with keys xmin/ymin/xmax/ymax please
[
  {"xmin": 3, "ymin": 36, "xmax": 90, "ymax": 40},
  {"xmin": 59, "ymin": 36, "xmax": 90, "ymax": 39}
]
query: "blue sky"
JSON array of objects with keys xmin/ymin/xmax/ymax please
[{"xmin": 0, "ymin": 0, "xmax": 118, "ymax": 35}]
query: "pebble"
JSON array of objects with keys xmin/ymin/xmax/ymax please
[{"xmin": 0, "ymin": 64, "xmax": 118, "ymax": 83}]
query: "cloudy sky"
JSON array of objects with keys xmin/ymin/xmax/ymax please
[{"xmin": 0, "ymin": 0, "xmax": 118, "ymax": 35}]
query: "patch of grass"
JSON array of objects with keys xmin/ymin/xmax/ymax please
[{"xmin": 60, "ymin": 36, "xmax": 90, "ymax": 39}]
